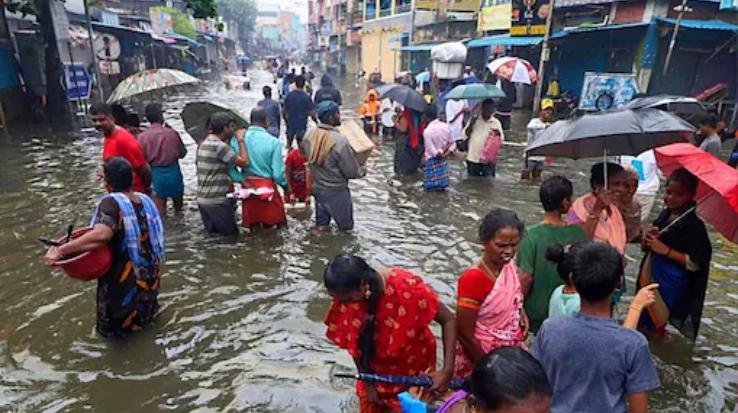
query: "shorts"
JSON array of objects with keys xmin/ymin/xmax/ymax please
[
  {"xmin": 523, "ymin": 158, "xmax": 544, "ymax": 172},
  {"xmin": 467, "ymin": 161, "xmax": 495, "ymax": 177},
  {"xmin": 314, "ymin": 187, "xmax": 354, "ymax": 230},
  {"xmin": 198, "ymin": 200, "xmax": 238, "ymax": 236}
]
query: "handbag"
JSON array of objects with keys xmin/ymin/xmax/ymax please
[{"xmin": 480, "ymin": 129, "xmax": 502, "ymax": 163}]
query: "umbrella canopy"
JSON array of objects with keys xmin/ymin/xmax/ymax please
[
  {"xmin": 375, "ymin": 84, "xmax": 427, "ymax": 112},
  {"xmin": 487, "ymin": 57, "xmax": 538, "ymax": 85},
  {"xmin": 335, "ymin": 373, "xmax": 465, "ymax": 390},
  {"xmin": 180, "ymin": 101, "xmax": 249, "ymax": 144},
  {"xmin": 655, "ymin": 143, "xmax": 738, "ymax": 243},
  {"xmin": 526, "ymin": 108, "xmax": 695, "ymax": 159},
  {"xmin": 107, "ymin": 69, "xmax": 201, "ymax": 104},
  {"xmin": 445, "ymin": 83, "xmax": 506, "ymax": 100},
  {"xmin": 415, "ymin": 70, "xmax": 430, "ymax": 84}
]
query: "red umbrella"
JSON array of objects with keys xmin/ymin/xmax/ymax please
[{"xmin": 655, "ymin": 143, "xmax": 738, "ymax": 243}]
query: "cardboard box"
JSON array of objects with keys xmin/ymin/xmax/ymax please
[{"xmin": 338, "ymin": 118, "xmax": 376, "ymax": 165}]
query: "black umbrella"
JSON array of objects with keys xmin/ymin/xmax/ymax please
[
  {"xmin": 375, "ymin": 84, "xmax": 427, "ymax": 112},
  {"xmin": 180, "ymin": 101, "xmax": 250, "ymax": 144},
  {"xmin": 525, "ymin": 108, "xmax": 695, "ymax": 160}
]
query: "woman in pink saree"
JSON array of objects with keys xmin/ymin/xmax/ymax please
[{"xmin": 455, "ymin": 209, "xmax": 529, "ymax": 378}]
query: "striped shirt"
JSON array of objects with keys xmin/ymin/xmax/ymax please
[{"xmin": 197, "ymin": 135, "xmax": 236, "ymax": 204}]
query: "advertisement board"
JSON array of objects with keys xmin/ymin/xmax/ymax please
[
  {"xmin": 150, "ymin": 9, "xmax": 173, "ymax": 35},
  {"xmin": 510, "ymin": 0, "xmax": 549, "ymax": 36},
  {"xmin": 578, "ymin": 72, "xmax": 639, "ymax": 111},
  {"xmin": 478, "ymin": 1, "xmax": 512, "ymax": 31},
  {"xmin": 447, "ymin": 0, "xmax": 482, "ymax": 12}
]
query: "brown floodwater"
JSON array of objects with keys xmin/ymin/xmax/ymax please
[{"xmin": 0, "ymin": 69, "xmax": 736, "ymax": 412}]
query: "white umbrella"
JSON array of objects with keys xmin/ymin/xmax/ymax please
[{"xmin": 487, "ymin": 57, "xmax": 538, "ymax": 85}]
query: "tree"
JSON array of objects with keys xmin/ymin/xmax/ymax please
[
  {"xmin": 216, "ymin": 0, "xmax": 257, "ymax": 52},
  {"xmin": 154, "ymin": 6, "xmax": 197, "ymax": 39},
  {"xmin": 183, "ymin": 0, "xmax": 218, "ymax": 19}
]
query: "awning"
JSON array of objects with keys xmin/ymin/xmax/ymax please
[
  {"xmin": 396, "ymin": 43, "xmax": 439, "ymax": 52},
  {"xmin": 551, "ymin": 22, "xmax": 649, "ymax": 39},
  {"xmin": 388, "ymin": 32, "xmax": 409, "ymax": 42},
  {"xmin": 91, "ymin": 21, "xmax": 151, "ymax": 35},
  {"xmin": 467, "ymin": 34, "xmax": 543, "ymax": 48},
  {"xmin": 657, "ymin": 18, "xmax": 738, "ymax": 31},
  {"xmin": 166, "ymin": 33, "xmax": 202, "ymax": 48}
]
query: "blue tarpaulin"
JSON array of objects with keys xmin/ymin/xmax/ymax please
[
  {"xmin": 657, "ymin": 18, "xmax": 738, "ymax": 31},
  {"xmin": 467, "ymin": 35, "xmax": 543, "ymax": 48},
  {"xmin": 551, "ymin": 22, "xmax": 649, "ymax": 39}
]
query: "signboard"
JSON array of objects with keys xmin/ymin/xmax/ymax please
[
  {"xmin": 101, "ymin": 10, "xmax": 120, "ymax": 26},
  {"xmin": 510, "ymin": 0, "xmax": 549, "ymax": 36},
  {"xmin": 63, "ymin": 64, "xmax": 91, "ymax": 101},
  {"xmin": 416, "ymin": 0, "xmax": 438, "ymax": 10},
  {"xmin": 479, "ymin": 1, "xmax": 512, "ymax": 31},
  {"xmin": 578, "ymin": 72, "xmax": 639, "ymax": 111},
  {"xmin": 448, "ymin": 0, "xmax": 482, "ymax": 12},
  {"xmin": 98, "ymin": 61, "xmax": 121, "ymax": 75},
  {"xmin": 150, "ymin": 9, "xmax": 174, "ymax": 35}
]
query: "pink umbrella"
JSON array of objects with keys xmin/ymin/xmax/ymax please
[
  {"xmin": 487, "ymin": 57, "xmax": 538, "ymax": 85},
  {"xmin": 655, "ymin": 143, "xmax": 738, "ymax": 243}
]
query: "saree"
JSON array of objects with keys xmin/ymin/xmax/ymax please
[
  {"xmin": 454, "ymin": 262, "xmax": 525, "ymax": 378},
  {"xmin": 325, "ymin": 268, "xmax": 440, "ymax": 412},
  {"xmin": 637, "ymin": 206, "xmax": 712, "ymax": 340}
]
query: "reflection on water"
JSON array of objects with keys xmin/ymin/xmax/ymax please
[{"xmin": 0, "ymin": 70, "xmax": 736, "ymax": 412}]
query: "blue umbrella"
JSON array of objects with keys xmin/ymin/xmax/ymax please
[{"xmin": 415, "ymin": 71, "xmax": 430, "ymax": 85}]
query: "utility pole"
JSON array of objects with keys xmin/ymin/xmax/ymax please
[
  {"xmin": 662, "ymin": 0, "xmax": 690, "ymax": 77},
  {"xmin": 533, "ymin": 0, "xmax": 555, "ymax": 115},
  {"xmin": 84, "ymin": 0, "xmax": 105, "ymax": 102}
]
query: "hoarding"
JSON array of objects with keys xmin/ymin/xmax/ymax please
[
  {"xmin": 447, "ymin": 0, "xmax": 482, "ymax": 12},
  {"xmin": 510, "ymin": 0, "xmax": 549, "ymax": 36},
  {"xmin": 578, "ymin": 72, "xmax": 639, "ymax": 111},
  {"xmin": 478, "ymin": 1, "xmax": 512, "ymax": 31}
]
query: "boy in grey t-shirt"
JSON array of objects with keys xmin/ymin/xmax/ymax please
[
  {"xmin": 532, "ymin": 242, "xmax": 660, "ymax": 413},
  {"xmin": 698, "ymin": 115, "xmax": 722, "ymax": 157}
]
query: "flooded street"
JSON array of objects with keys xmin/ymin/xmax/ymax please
[{"xmin": 0, "ymin": 69, "xmax": 736, "ymax": 412}]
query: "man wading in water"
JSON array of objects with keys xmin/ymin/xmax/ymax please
[{"xmin": 303, "ymin": 101, "xmax": 365, "ymax": 231}]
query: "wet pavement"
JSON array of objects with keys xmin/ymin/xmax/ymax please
[{"xmin": 0, "ymin": 68, "xmax": 736, "ymax": 412}]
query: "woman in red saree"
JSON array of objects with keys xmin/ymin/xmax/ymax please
[
  {"xmin": 324, "ymin": 255, "xmax": 456, "ymax": 412},
  {"xmin": 455, "ymin": 209, "xmax": 529, "ymax": 379}
]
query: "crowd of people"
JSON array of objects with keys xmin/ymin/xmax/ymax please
[{"xmin": 39, "ymin": 63, "xmax": 733, "ymax": 412}]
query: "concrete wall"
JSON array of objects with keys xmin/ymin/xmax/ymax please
[{"xmin": 360, "ymin": 13, "xmax": 410, "ymax": 80}]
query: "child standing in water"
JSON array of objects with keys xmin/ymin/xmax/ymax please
[
  {"xmin": 285, "ymin": 144, "xmax": 311, "ymax": 205},
  {"xmin": 545, "ymin": 242, "xmax": 584, "ymax": 318}
]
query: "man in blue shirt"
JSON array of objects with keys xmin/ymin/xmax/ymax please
[
  {"xmin": 282, "ymin": 75, "xmax": 316, "ymax": 149},
  {"xmin": 257, "ymin": 86, "xmax": 281, "ymax": 138},
  {"xmin": 531, "ymin": 241, "xmax": 660, "ymax": 413}
]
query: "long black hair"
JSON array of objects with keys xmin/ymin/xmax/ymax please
[
  {"xmin": 545, "ymin": 242, "xmax": 585, "ymax": 284},
  {"xmin": 479, "ymin": 208, "xmax": 525, "ymax": 244},
  {"xmin": 468, "ymin": 346, "xmax": 552, "ymax": 410},
  {"xmin": 324, "ymin": 255, "xmax": 382, "ymax": 372}
]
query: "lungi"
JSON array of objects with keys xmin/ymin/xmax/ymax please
[{"xmin": 241, "ymin": 176, "xmax": 286, "ymax": 227}]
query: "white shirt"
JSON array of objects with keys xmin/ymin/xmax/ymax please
[
  {"xmin": 445, "ymin": 99, "xmax": 468, "ymax": 140},
  {"xmin": 464, "ymin": 115, "xmax": 505, "ymax": 164},
  {"xmin": 525, "ymin": 117, "xmax": 550, "ymax": 162},
  {"xmin": 621, "ymin": 150, "xmax": 660, "ymax": 196},
  {"xmin": 699, "ymin": 133, "xmax": 722, "ymax": 157}
]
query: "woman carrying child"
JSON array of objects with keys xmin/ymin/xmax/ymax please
[{"xmin": 454, "ymin": 209, "xmax": 528, "ymax": 379}]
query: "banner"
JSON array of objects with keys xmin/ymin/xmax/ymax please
[
  {"xmin": 415, "ymin": 0, "xmax": 438, "ymax": 10},
  {"xmin": 150, "ymin": 9, "xmax": 173, "ymax": 35},
  {"xmin": 478, "ymin": 2, "xmax": 511, "ymax": 31},
  {"xmin": 510, "ymin": 0, "xmax": 549, "ymax": 36},
  {"xmin": 448, "ymin": 0, "xmax": 481, "ymax": 12}
]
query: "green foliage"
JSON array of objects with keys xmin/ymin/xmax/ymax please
[
  {"xmin": 183, "ymin": 0, "xmax": 217, "ymax": 19},
  {"xmin": 154, "ymin": 6, "xmax": 197, "ymax": 39},
  {"xmin": 2, "ymin": 0, "xmax": 40, "ymax": 16},
  {"xmin": 216, "ymin": 0, "xmax": 257, "ymax": 47}
]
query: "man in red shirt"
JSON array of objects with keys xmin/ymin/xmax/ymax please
[{"xmin": 90, "ymin": 103, "xmax": 152, "ymax": 193}]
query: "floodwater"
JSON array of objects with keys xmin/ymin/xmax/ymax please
[{"xmin": 0, "ymin": 69, "xmax": 736, "ymax": 412}]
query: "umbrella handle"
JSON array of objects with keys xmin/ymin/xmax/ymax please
[{"xmin": 658, "ymin": 205, "xmax": 697, "ymax": 235}]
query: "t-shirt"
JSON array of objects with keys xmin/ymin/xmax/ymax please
[
  {"xmin": 285, "ymin": 149, "xmax": 308, "ymax": 200},
  {"xmin": 196, "ymin": 135, "xmax": 236, "ymax": 204},
  {"xmin": 257, "ymin": 98, "xmax": 281, "ymax": 135},
  {"xmin": 531, "ymin": 314, "xmax": 660, "ymax": 413},
  {"xmin": 547, "ymin": 285, "xmax": 580, "ymax": 318},
  {"xmin": 699, "ymin": 133, "xmax": 722, "ymax": 157},
  {"xmin": 137, "ymin": 124, "xmax": 185, "ymax": 167},
  {"xmin": 516, "ymin": 224, "xmax": 586, "ymax": 331},
  {"xmin": 103, "ymin": 127, "xmax": 148, "ymax": 192},
  {"xmin": 525, "ymin": 118, "xmax": 549, "ymax": 162},
  {"xmin": 456, "ymin": 267, "xmax": 495, "ymax": 311},
  {"xmin": 621, "ymin": 150, "xmax": 660, "ymax": 196},
  {"xmin": 284, "ymin": 90, "xmax": 314, "ymax": 134}
]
